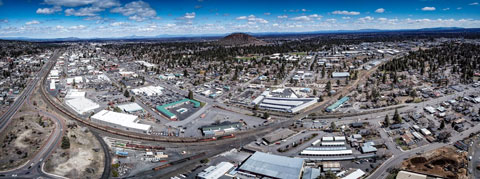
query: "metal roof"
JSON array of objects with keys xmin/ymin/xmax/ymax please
[{"xmin": 239, "ymin": 152, "xmax": 304, "ymax": 179}]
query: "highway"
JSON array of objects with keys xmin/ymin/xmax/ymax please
[{"xmin": 0, "ymin": 51, "xmax": 68, "ymax": 178}]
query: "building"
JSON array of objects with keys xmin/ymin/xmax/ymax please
[
  {"xmin": 156, "ymin": 98, "xmax": 201, "ymax": 120},
  {"xmin": 131, "ymin": 86, "xmax": 163, "ymax": 96},
  {"xmin": 263, "ymin": 128, "xmax": 296, "ymax": 144},
  {"xmin": 396, "ymin": 171, "xmax": 443, "ymax": 179},
  {"xmin": 321, "ymin": 162, "xmax": 341, "ymax": 171},
  {"xmin": 326, "ymin": 96, "xmax": 349, "ymax": 112},
  {"xmin": 201, "ymin": 122, "xmax": 242, "ymax": 136},
  {"xmin": 302, "ymin": 167, "xmax": 320, "ymax": 179},
  {"xmin": 251, "ymin": 89, "xmax": 318, "ymax": 113},
  {"xmin": 361, "ymin": 141, "xmax": 377, "ymax": 153},
  {"xmin": 65, "ymin": 97, "xmax": 99, "ymax": 115},
  {"xmin": 238, "ymin": 152, "xmax": 304, "ymax": 179},
  {"xmin": 91, "ymin": 110, "xmax": 151, "ymax": 134},
  {"xmin": 197, "ymin": 162, "xmax": 235, "ymax": 179},
  {"xmin": 332, "ymin": 72, "xmax": 350, "ymax": 78},
  {"xmin": 117, "ymin": 103, "xmax": 144, "ymax": 113},
  {"xmin": 341, "ymin": 169, "xmax": 365, "ymax": 179}
]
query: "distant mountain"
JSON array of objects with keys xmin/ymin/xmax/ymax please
[
  {"xmin": 1, "ymin": 27, "xmax": 479, "ymax": 42},
  {"xmin": 217, "ymin": 33, "xmax": 267, "ymax": 46}
]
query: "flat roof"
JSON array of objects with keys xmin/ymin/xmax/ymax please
[
  {"xmin": 65, "ymin": 97, "xmax": 99, "ymax": 114},
  {"xmin": 300, "ymin": 149, "xmax": 353, "ymax": 156},
  {"xmin": 239, "ymin": 152, "xmax": 304, "ymax": 179},
  {"xmin": 197, "ymin": 162, "xmax": 234, "ymax": 179},
  {"xmin": 118, "ymin": 103, "xmax": 143, "ymax": 112},
  {"xmin": 341, "ymin": 169, "xmax": 365, "ymax": 179},
  {"xmin": 92, "ymin": 110, "xmax": 151, "ymax": 131}
]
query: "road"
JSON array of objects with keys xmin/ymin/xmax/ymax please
[
  {"xmin": 0, "ymin": 50, "xmax": 68, "ymax": 178},
  {"xmin": 0, "ymin": 51, "xmax": 58, "ymax": 131}
]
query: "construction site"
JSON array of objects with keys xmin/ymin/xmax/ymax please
[{"xmin": 401, "ymin": 147, "xmax": 468, "ymax": 179}]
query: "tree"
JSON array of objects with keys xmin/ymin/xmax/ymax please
[
  {"xmin": 440, "ymin": 120, "xmax": 445, "ymax": 129},
  {"xmin": 384, "ymin": 114, "xmax": 390, "ymax": 127},
  {"xmin": 130, "ymin": 96, "xmax": 135, "ymax": 102},
  {"xmin": 313, "ymin": 89, "xmax": 317, "ymax": 96},
  {"xmin": 263, "ymin": 112, "xmax": 270, "ymax": 119},
  {"xmin": 183, "ymin": 69, "xmax": 189, "ymax": 77},
  {"xmin": 330, "ymin": 122, "xmax": 336, "ymax": 130},
  {"xmin": 188, "ymin": 90, "xmax": 194, "ymax": 100},
  {"xmin": 326, "ymin": 81, "xmax": 332, "ymax": 92},
  {"xmin": 393, "ymin": 109, "xmax": 402, "ymax": 124},
  {"xmin": 124, "ymin": 90, "xmax": 130, "ymax": 98},
  {"xmin": 61, "ymin": 136, "xmax": 70, "ymax": 149}
]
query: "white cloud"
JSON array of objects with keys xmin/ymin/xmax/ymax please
[
  {"xmin": 291, "ymin": 16, "xmax": 310, "ymax": 21},
  {"xmin": 264, "ymin": 12, "xmax": 271, "ymax": 15},
  {"xmin": 457, "ymin": 7, "xmax": 463, "ymax": 10},
  {"xmin": 469, "ymin": 2, "xmax": 479, "ymax": 5},
  {"xmin": 342, "ymin": 16, "xmax": 351, "ymax": 20},
  {"xmin": 291, "ymin": 14, "xmax": 322, "ymax": 21},
  {"xmin": 36, "ymin": 6, "xmax": 62, "ymax": 14},
  {"xmin": 375, "ymin": 8, "xmax": 385, "ymax": 13},
  {"xmin": 421, "ymin": 7, "xmax": 436, "ymax": 11},
  {"xmin": 358, "ymin": 16, "xmax": 374, "ymax": 23},
  {"xmin": 111, "ymin": 1, "xmax": 158, "ymax": 22},
  {"xmin": 236, "ymin": 16, "xmax": 247, "ymax": 20},
  {"xmin": 65, "ymin": 6, "xmax": 103, "ymax": 16},
  {"xmin": 301, "ymin": 9, "xmax": 307, "ymax": 12},
  {"xmin": 332, "ymin": 10, "xmax": 360, "ymax": 15},
  {"xmin": 277, "ymin": 15, "xmax": 288, "ymax": 19},
  {"xmin": 184, "ymin": 12, "xmax": 196, "ymax": 19},
  {"xmin": 0, "ymin": 19, "xmax": 7, "ymax": 23},
  {"xmin": 110, "ymin": 22, "xmax": 128, "ymax": 26},
  {"xmin": 68, "ymin": 25, "xmax": 86, "ymax": 30},
  {"xmin": 25, "ymin": 20, "xmax": 40, "ymax": 25},
  {"xmin": 443, "ymin": 8, "xmax": 450, "ymax": 11},
  {"xmin": 378, "ymin": 17, "xmax": 388, "ymax": 21},
  {"xmin": 43, "ymin": 0, "xmax": 119, "ymax": 8}
]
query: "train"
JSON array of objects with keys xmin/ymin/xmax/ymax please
[
  {"xmin": 125, "ymin": 143, "xmax": 165, "ymax": 150},
  {"xmin": 152, "ymin": 152, "xmax": 207, "ymax": 171}
]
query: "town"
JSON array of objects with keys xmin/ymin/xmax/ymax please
[{"xmin": 1, "ymin": 0, "xmax": 480, "ymax": 179}]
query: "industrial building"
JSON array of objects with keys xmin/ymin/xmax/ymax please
[
  {"xmin": 197, "ymin": 162, "xmax": 235, "ymax": 179},
  {"xmin": 326, "ymin": 96, "xmax": 350, "ymax": 112},
  {"xmin": 252, "ymin": 89, "xmax": 318, "ymax": 113},
  {"xmin": 201, "ymin": 122, "xmax": 242, "ymax": 136},
  {"xmin": 332, "ymin": 72, "xmax": 350, "ymax": 78},
  {"xmin": 117, "ymin": 103, "xmax": 144, "ymax": 113},
  {"xmin": 238, "ymin": 152, "xmax": 304, "ymax": 179},
  {"xmin": 65, "ymin": 97, "xmax": 100, "ymax": 115},
  {"xmin": 131, "ymin": 86, "xmax": 164, "ymax": 96},
  {"xmin": 91, "ymin": 110, "xmax": 152, "ymax": 134}
]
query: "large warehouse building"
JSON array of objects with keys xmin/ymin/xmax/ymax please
[
  {"xmin": 251, "ymin": 89, "xmax": 318, "ymax": 113},
  {"xmin": 91, "ymin": 110, "xmax": 152, "ymax": 134},
  {"xmin": 238, "ymin": 152, "xmax": 304, "ymax": 179}
]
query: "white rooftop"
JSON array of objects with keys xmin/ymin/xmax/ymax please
[
  {"xmin": 65, "ymin": 97, "xmax": 99, "ymax": 115},
  {"xmin": 91, "ymin": 110, "xmax": 151, "ymax": 131},
  {"xmin": 197, "ymin": 162, "xmax": 234, "ymax": 179}
]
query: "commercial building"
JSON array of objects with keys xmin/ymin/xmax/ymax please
[
  {"xmin": 91, "ymin": 110, "xmax": 152, "ymax": 134},
  {"xmin": 117, "ymin": 103, "xmax": 144, "ymax": 113},
  {"xmin": 197, "ymin": 162, "xmax": 234, "ymax": 179},
  {"xmin": 156, "ymin": 98, "xmax": 200, "ymax": 120},
  {"xmin": 238, "ymin": 152, "xmax": 304, "ymax": 179},
  {"xmin": 201, "ymin": 122, "xmax": 242, "ymax": 136},
  {"xmin": 326, "ymin": 96, "xmax": 349, "ymax": 112},
  {"xmin": 131, "ymin": 86, "xmax": 163, "ymax": 96},
  {"xmin": 263, "ymin": 128, "xmax": 295, "ymax": 144},
  {"xmin": 395, "ymin": 170, "xmax": 443, "ymax": 179},
  {"xmin": 332, "ymin": 72, "xmax": 350, "ymax": 78},
  {"xmin": 65, "ymin": 97, "xmax": 99, "ymax": 115},
  {"xmin": 251, "ymin": 89, "xmax": 318, "ymax": 113},
  {"xmin": 302, "ymin": 167, "xmax": 321, "ymax": 179},
  {"xmin": 341, "ymin": 169, "xmax": 365, "ymax": 179}
]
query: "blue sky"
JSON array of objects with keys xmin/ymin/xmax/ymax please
[{"xmin": 0, "ymin": 0, "xmax": 479, "ymax": 38}]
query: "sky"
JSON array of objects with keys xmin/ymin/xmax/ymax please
[{"xmin": 0, "ymin": 0, "xmax": 479, "ymax": 38}]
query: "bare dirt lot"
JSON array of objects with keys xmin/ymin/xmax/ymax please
[
  {"xmin": 44, "ymin": 121, "xmax": 105, "ymax": 179},
  {"xmin": 0, "ymin": 113, "xmax": 54, "ymax": 170},
  {"xmin": 401, "ymin": 146, "xmax": 468, "ymax": 179}
]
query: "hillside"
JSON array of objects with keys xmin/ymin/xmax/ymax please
[{"xmin": 217, "ymin": 33, "xmax": 267, "ymax": 46}]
